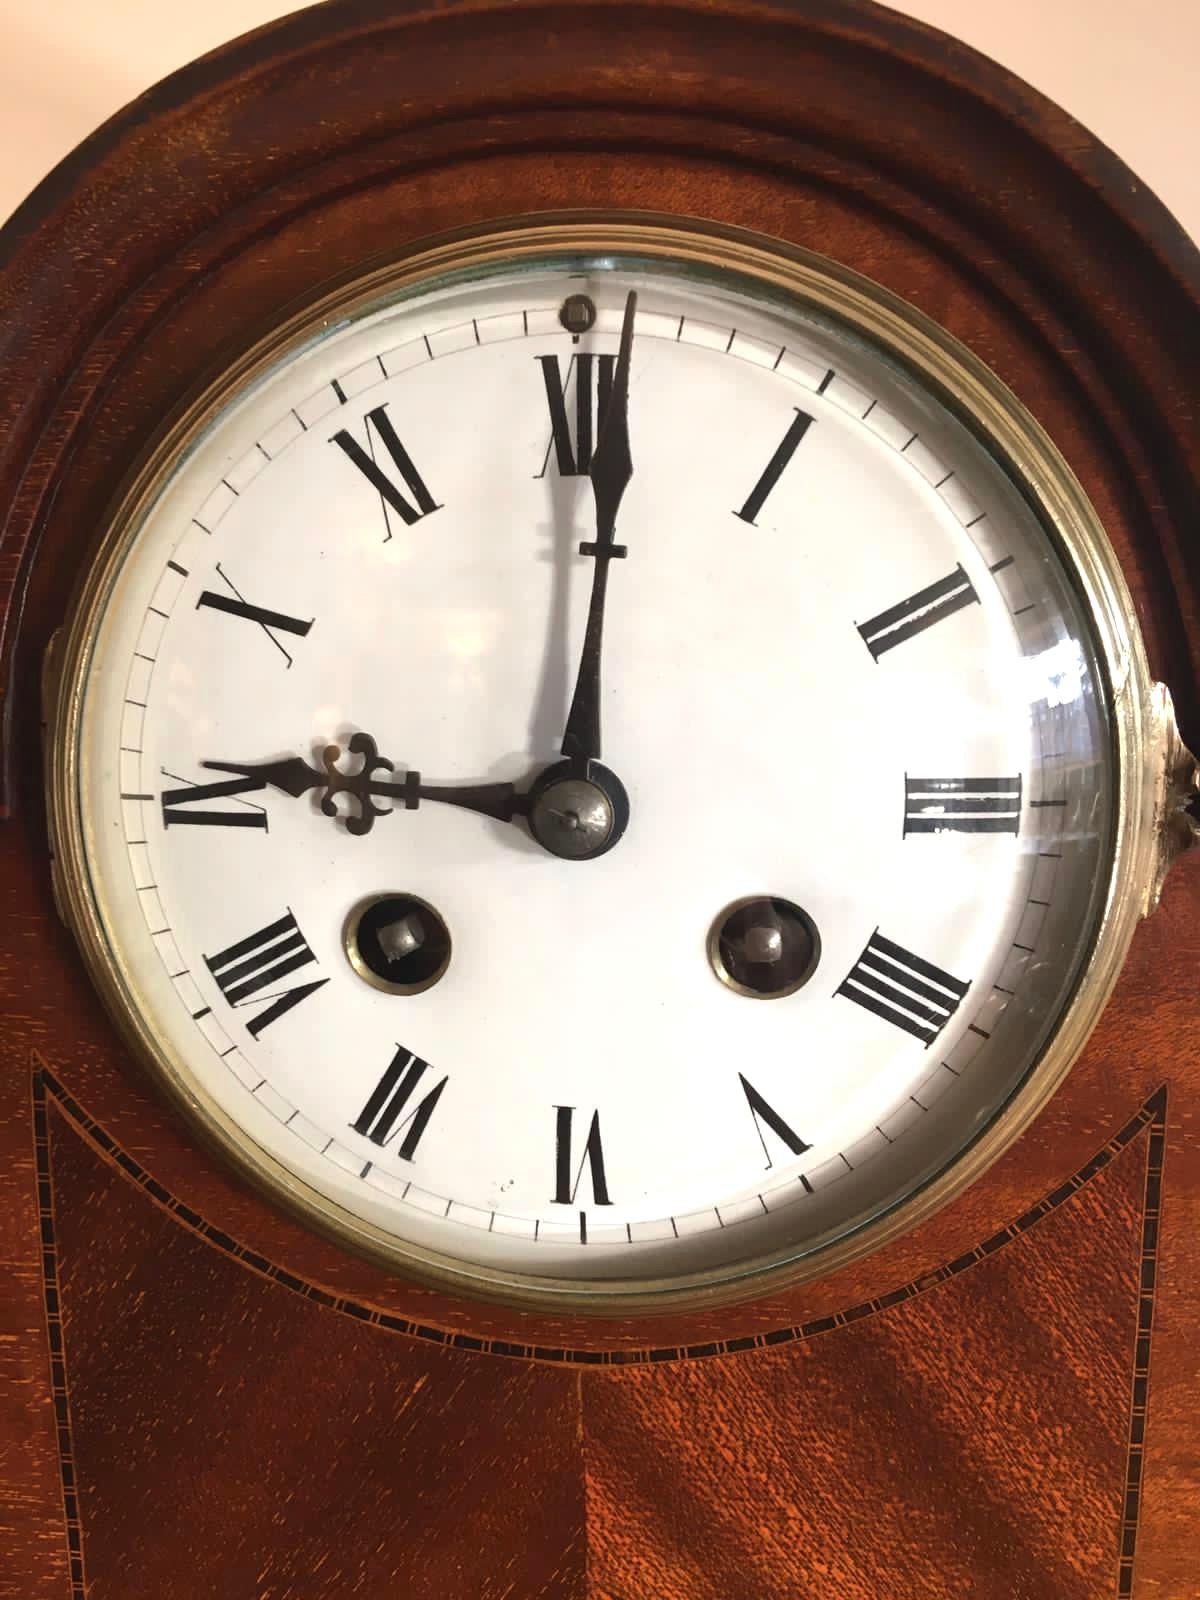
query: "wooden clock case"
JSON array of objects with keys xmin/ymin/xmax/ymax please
[{"xmin": 1, "ymin": 2, "xmax": 1197, "ymax": 1595}]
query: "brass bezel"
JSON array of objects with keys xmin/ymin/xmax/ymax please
[{"xmin": 46, "ymin": 214, "xmax": 1164, "ymax": 1315}]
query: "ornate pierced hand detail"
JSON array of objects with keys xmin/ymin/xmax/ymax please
[{"xmin": 204, "ymin": 733, "xmax": 524, "ymax": 838}]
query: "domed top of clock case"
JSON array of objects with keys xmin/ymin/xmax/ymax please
[{"xmin": 1, "ymin": 0, "xmax": 1197, "ymax": 1355}]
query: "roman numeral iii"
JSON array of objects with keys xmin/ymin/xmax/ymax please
[
  {"xmin": 352, "ymin": 1046, "xmax": 448, "ymax": 1159},
  {"xmin": 837, "ymin": 931, "xmax": 968, "ymax": 1045},
  {"xmin": 553, "ymin": 1106, "xmax": 612, "ymax": 1205},
  {"xmin": 537, "ymin": 353, "xmax": 616, "ymax": 477},
  {"xmin": 332, "ymin": 404, "xmax": 441, "ymax": 529},
  {"xmin": 858, "ymin": 564, "xmax": 979, "ymax": 659},
  {"xmin": 904, "ymin": 775, "xmax": 1023, "ymax": 835},
  {"xmin": 204, "ymin": 910, "xmax": 328, "ymax": 1037}
]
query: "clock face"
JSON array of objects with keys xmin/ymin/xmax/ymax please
[{"xmin": 61, "ymin": 225, "xmax": 1119, "ymax": 1305}]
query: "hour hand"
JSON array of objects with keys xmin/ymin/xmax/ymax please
[
  {"xmin": 203, "ymin": 733, "xmax": 524, "ymax": 837},
  {"xmin": 203, "ymin": 754, "xmax": 326, "ymax": 799}
]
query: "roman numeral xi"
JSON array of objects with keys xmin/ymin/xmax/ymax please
[
  {"xmin": 204, "ymin": 910, "xmax": 328, "ymax": 1038},
  {"xmin": 332, "ymin": 404, "xmax": 440, "ymax": 531},
  {"xmin": 537, "ymin": 353, "xmax": 615, "ymax": 477}
]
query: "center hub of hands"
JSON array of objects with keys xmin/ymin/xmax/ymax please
[{"xmin": 527, "ymin": 761, "xmax": 631, "ymax": 861}]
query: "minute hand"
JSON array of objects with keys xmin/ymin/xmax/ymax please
[{"xmin": 560, "ymin": 290, "xmax": 637, "ymax": 765}]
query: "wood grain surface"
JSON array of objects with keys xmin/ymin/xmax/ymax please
[{"xmin": 1, "ymin": 2, "xmax": 1197, "ymax": 1594}]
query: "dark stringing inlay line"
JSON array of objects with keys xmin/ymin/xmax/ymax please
[
  {"xmin": 34, "ymin": 1065, "xmax": 1164, "ymax": 1387},
  {"xmin": 32, "ymin": 1083, "xmax": 87, "ymax": 1599}
]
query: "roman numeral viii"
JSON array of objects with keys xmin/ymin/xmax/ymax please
[
  {"xmin": 332, "ymin": 404, "xmax": 440, "ymax": 530},
  {"xmin": 204, "ymin": 910, "xmax": 328, "ymax": 1038},
  {"xmin": 904, "ymin": 775, "xmax": 1023, "ymax": 835},
  {"xmin": 837, "ymin": 931, "xmax": 968, "ymax": 1045},
  {"xmin": 553, "ymin": 1106, "xmax": 612, "ymax": 1205},
  {"xmin": 858, "ymin": 564, "xmax": 979, "ymax": 659},
  {"xmin": 537, "ymin": 353, "xmax": 616, "ymax": 477},
  {"xmin": 352, "ymin": 1046, "xmax": 448, "ymax": 1159}
]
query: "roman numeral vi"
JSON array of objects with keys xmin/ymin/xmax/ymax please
[{"xmin": 553, "ymin": 1106, "xmax": 612, "ymax": 1205}]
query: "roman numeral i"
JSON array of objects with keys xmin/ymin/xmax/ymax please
[{"xmin": 734, "ymin": 409, "xmax": 815, "ymax": 525}]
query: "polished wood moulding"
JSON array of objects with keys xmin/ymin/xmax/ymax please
[{"xmin": 1, "ymin": 2, "xmax": 1197, "ymax": 1595}]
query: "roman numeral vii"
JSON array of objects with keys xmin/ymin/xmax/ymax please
[{"xmin": 352, "ymin": 1046, "xmax": 448, "ymax": 1160}]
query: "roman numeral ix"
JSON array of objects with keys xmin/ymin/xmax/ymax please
[
  {"xmin": 858, "ymin": 564, "xmax": 979, "ymax": 659},
  {"xmin": 160, "ymin": 769, "xmax": 268, "ymax": 830},
  {"xmin": 203, "ymin": 910, "xmax": 328, "ymax": 1038},
  {"xmin": 904, "ymin": 775, "xmax": 1023, "ymax": 835},
  {"xmin": 553, "ymin": 1106, "xmax": 612, "ymax": 1206},
  {"xmin": 537, "ymin": 353, "xmax": 616, "ymax": 477},
  {"xmin": 837, "ymin": 931, "xmax": 968, "ymax": 1045},
  {"xmin": 352, "ymin": 1046, "xmax": 448, "ymax": 1160},
  {"xmin": 332, "ymin": 403, "xmax": 441, "ymax": 534}
]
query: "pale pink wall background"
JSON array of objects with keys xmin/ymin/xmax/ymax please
[{"xmin": 0, "ymin": 2, "xmax": 1196, "ymax": 244}]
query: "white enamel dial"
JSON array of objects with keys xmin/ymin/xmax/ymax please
[{"xmin": 65, "ymin": 230, "xmax": 1115, "ymax": 1303}]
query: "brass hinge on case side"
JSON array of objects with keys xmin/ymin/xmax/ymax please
[
  {"xmin": 41, "ymin": 626, "xmax": 70, "ymax": 926},
  {"xmin": 1146, "ymin": 681, "xmax": 1200, "ymax": 916}
]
